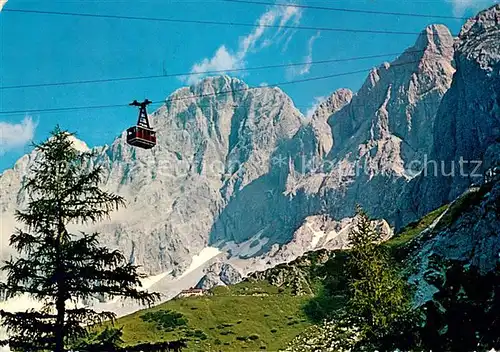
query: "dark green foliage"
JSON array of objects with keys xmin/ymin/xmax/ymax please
[
  {"xmin": 345, "ymin": 206, "xmax": 414, "ymax": 350},
  {"xmin": 184, "ymin": 329, "xmax": 207, "ymax": 340},
  {"xmin": 302, "ymin": 250, "xmax": 349, "ymax": 322},
  {"xmin": 0, "ymin": 127, "xmax": 159, "ymax": 351},
  {"xmin": 302, "ymin": 276, "xmax": 347, "ymax": 322},
  {"xmin": 71, "ymin": 327, "xmax": 124, "ymax": 351},
  {"xmin": 140, "ymin": 310, "xmax": 188, "ymax": 330},
  {"xmin": 80, "ymin": 339, "xmax": 188, "ymax": 352},
  {"xmin": 418, "ymin": 260, "xmax": 500, "ymax": 352}
]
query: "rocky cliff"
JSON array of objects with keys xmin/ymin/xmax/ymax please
[
  {"xmin": 195, "ymin": 262, "xmax": 243, "ymax": 290},
  {"xmin": 0, "ymin": 76, "xmax": 305, "ymax": 275},
  {"xmin": 408, "ymin": 175, "xmax": 500, "ymax": 306},
  {"xmin": 411, "ymin": 5, "xmax": 500, "ymax": 215},
  {"xmin": 0, "ymin": 6, "xmax": 498, "ymax": 286}
]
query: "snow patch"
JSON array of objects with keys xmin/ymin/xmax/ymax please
[
  {"xmin": 223, "ymin": 233, "xmax": 270, "ymax": 258},
  {"xmin": 306, "ymin": 221, "xmax": 326, "ymax": 249},
  {"xmin": 140, "ymin": 271, "xmax": 171, "ymax": 290},
  {"xmin": 178, "ymin": 247, "xmax": 221, "ymax": 279}
]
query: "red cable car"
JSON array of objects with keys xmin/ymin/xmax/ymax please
[{"xmin": 127, "ymin": 99, "xmax": 156, "ymax": 149}]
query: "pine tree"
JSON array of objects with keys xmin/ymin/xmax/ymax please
[
  {"xmin": 0, "ymin": 127, "xmax": 160, "ymax": 351},
  {"xmin": 346, "ymin": 205, "xmax": 413, "ymax": 350}
]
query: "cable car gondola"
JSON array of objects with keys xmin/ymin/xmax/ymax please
[{"xmin": 126, "ymin": 99, "xmax": 156, "ymax": 149}]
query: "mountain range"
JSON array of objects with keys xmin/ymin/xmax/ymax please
[{"xmin": 0, "ymin": 4, "xmax": 499, "ymax": 305}]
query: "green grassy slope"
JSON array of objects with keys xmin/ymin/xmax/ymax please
[
  {"xmin": 113, "ymin": 282, "xmax": 313, "ymax": 351},
  {"xmin": 384, "ymin": 204, "xmax": 449, "ymax": 259},
  {"xmin": 108, "ymin": 204, "xmax": 456, "ymax": 351}
]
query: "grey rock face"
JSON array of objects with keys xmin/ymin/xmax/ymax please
[
  {"xmin": 327, "ymin": 24, "xmax": 454, "ymax": 166},
  {"xmin": 0, "ymin": 76, "xmax": 304, "ymax": 275},
  {"xmin": 409, "ymin": 178, "xmax": 500, "ymax": 306},
  {"xmin": 209, "ymin": 23, "xmax": 457, "ymax": 260},
  {"xmin": 195, "ymin": 272, "xmax": 225, "ymax": 290},
  {"xmin": 219, "ymin": 263, "xmax": 243, "ymax": 285},
  {"xmin": 284, "ymin": 24, "xmax": 455, "ymax": 230},
  {"xmin": 241, "ymin": 215, "xmax": 392, "ymax": 269},
  {"xmin": 195, "ymin": 262, "xmax": 243, "ymax": 290},
  {"xmin": 412, "ymin": 4, "xmax": 500, "ymax": 214},
  {"xmin": 0, "ymin": 7, "xmax": 498, "ymax": 288},
  {"xmin": 310, "ymin": 89, "xmax": 353, "ymax": 158}
]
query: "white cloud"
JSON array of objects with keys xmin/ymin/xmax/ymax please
[
  {"xmin": 0, "ymin": 0, "xmax": 7, "ymax": 12},
  {"xmin": 279, "ymin": 5, "xmax": 302, "ymax": 28},
  {"xmin": 187, "ymin": 46, "xmax": 242, "ymax": 85},
  {"xmin": 449, "ymin": 0, "xmax": 499, "ymax": 16},
  {"xmin": 306, "ymin": 96, "xmax": 326, "ymax": 119},
  {"xmin": 0, "ymin": 117, "xmax": 37, "ymax": 155},
  {"xmin": 280, "ymin": 29, "xmax": 296, "ymax": 52},
  {"xmin": 184, "ymin": 4, "xmax": 302, "ymax": 84},
  {"xmin": 287, "ymin": 31, "xmax": 321, "ymax": 78},
  {"xmin": 273, "ymin": 6, "xmax": 302, "ymax": 47}
]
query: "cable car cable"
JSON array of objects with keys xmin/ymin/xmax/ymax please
[
  {"xmin": 3, "ymin": 8, "xmax": 426, "ymax": 35},
  {"xmin": 222, "ymin": 0, "xmax": 469, "ymax": 20},
  {"xmin": 0, "ymin": 59, "xmax": 423, "ymax": 115},
  {"xmin": 0, "ymin": 47, "xmax": 451, "ymax": 90}
]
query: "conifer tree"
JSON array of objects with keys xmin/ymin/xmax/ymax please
[
  {"xmin": 0, "ymin": 127, "xmax": 160, "ymax": 351},
  {"xmin": 346, "ymin": 205, "xmax": 413, "ymax": 350}
]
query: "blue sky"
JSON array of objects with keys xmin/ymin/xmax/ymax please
[{"xmin": 0, "ymin": 0, "xmax": 498, "ymax": 171}]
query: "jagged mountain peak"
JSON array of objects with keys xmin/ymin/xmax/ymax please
[
  {"xmin": 327, "ymin": 22, "xmax": 455, "ymax": 163},
  {"xmin": 460, "ymin": 4, "xmax": 500, "ymax": 38},
  {"xmin": 164, "ymin": 75, "xmax": 246, "ymax": 106},
  {"xmin": 414, "ymin": 24, "xmax": 454, "ymax": 54},
  {"xmin": 306, "ymin": 89, "xmax": 353, "ymax": 157},
  {"xmin": 457, "ymin": 4, "xmax": 500, "ymax": 70},
  {"xmin": 161, "ymin": 75, "xmax": 299, "ymax": 121},
  {"xmin": 420, "ymin": 4, "xmax": 500, "ymax": 209},
  {"xmin": 165, "ymin": 75, "xmax": 295, "ymax": 107},
  {"xmin": 67, "ymin": 135, "xmax": 91, "ymax": 152},
  {"xmin": 311, "ymin": 88, "xmax": 353, "ymax": 123},
  {"xmin": 382, "ymin": 24, "xmax": 453, "ymax": 73},
  {"xmin": 189, "ymin": 75, "xmax": 246, "ymax": 95}
]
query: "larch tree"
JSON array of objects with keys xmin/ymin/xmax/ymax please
[{"xmin": 0, "ymin": 127, "xmax": 160, "ymax": 351}]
